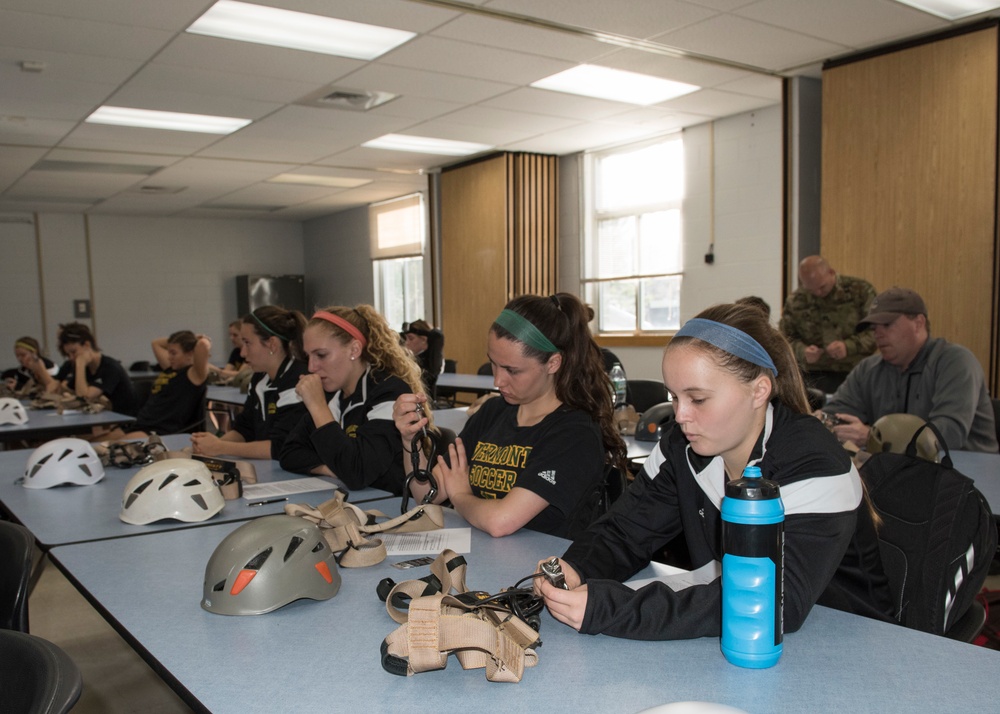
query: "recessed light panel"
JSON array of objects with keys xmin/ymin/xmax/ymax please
[
  {"xmin": 893, "ymin": 0, "xmax": 1000, "ymax": 20},
  {"xmin": 531, "ymin": 65, "xmax": 700, "ymax": 106},
  {"xmin": 85, "ymin": 106, "xmax": 251, "ymax": 134},
  {"xmin": 268, "ymin": 174, "xmax": 372, "ymax": 188},
  {"xmin": 362, "ymin": 134, "xmax": 493, "ymax": 156},
  {"xmin": 187, "ymin": 0, "xmax": 416, "ymax": 60}
]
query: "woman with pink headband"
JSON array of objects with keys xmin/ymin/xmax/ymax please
[{"xmin": 279, "ymin": 304, "xmax": 424, "ymax": 494}]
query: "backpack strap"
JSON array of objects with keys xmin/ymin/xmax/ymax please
[{"xmin": 906, "ymin": 421, "xmax": 953, "ymax": 468}]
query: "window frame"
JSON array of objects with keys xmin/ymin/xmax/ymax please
[{"xmin": 582, "ymin": 134, "xmax": 685, "ymax": 341}]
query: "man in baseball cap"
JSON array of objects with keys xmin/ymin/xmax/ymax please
[{"xmin": 819, "ymin": 287, "xmax": 997, "ymax": 453}]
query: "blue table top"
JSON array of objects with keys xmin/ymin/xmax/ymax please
[
  {"xmin": 0, "ymin": 434, "xmax": 391, "ymax": 547},
  {"xmin": 0, "ymin": 406, "xmax": 133, "ymax": 441},
  {"xmin": 205, "ymin": 386, "xmax": 246, "ymax": 406},
  {"xmin": 951, "ymin": 450, "xmax": 1000, "ymax": 512},
  {"xmin": 49, "ymin": 506, "xmax": 1000, "ymax": 714}
]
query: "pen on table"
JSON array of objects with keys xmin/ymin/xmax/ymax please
[{"xmin": 247, "ymin": 497, "xmax": 287, "ymax": 507}]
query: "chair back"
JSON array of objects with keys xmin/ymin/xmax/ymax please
[
  {"xmin": 625, "ymin": 379, "xmax": 670, "ymax": 414},
  {"xmin": 0, "ymin": 630, "xmax": 82, "ymax": 714},
  {"xmin": 992, "ymin": 397, "xmax": 1000, "ymax": 450},
  {"xmin": 0, "ymin": 521, "xmax": 34, "ymax": 632}
]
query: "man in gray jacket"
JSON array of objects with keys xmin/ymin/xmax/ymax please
[{"xmin": 822, "ymin": 287, "xmax": 998, "ymax": 453}]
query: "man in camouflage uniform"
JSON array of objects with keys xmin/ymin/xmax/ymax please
[{"xmin": 779, "ymin": 256, "xmax": 877, "ymax": 393}]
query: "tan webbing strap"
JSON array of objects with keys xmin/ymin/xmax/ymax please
[
  {"xmin": 385, "ymin": 549, "xmax": 469, "ymax": 624},
  {"xmin": 382, "ymin": 593, "xmax": 539, "ymax": 682},
  {"xmin": 284, "ymin": 492, "xmax": 444, "ymax": 568}
]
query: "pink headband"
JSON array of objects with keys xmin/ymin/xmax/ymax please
[{"xmin": 312, "ymin": 311, "xmax": 367, "ymax": 347}]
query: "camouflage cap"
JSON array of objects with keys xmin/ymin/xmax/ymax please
[{"xmin": 856, "ymin": 287, "xmax": 926, "ymax": 331}]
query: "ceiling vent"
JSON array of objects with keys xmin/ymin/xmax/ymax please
[{"xmin": 296, "ymin": 87, "xmax": 398, "ymax": 112}]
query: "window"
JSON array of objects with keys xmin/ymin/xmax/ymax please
[
  {"xmin": 583, "ymin": 136, "xmax": 684, "ymax": 334},
  {"xmin": 370, "ymin": 193, "xmax": 426, "ymax": 327}
]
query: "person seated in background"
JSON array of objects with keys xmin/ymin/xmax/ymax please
[
  {"xmin": 401, "ymin": 319, "xmax": 445, "ymax": 397},
  {"xmin": 5, "ymin": 337, "xmax": 59, "ymax": 391},
  {"xmin": 820, "ymin": 287, "xmax": 998, "ymax": 453},
  {"xmin": 210, "ymin": 320, "xmax": 251, "ymax": 381},
  {"xmin": 779, "ymin": 255, "xmax": 877, "ymax": 394},
  {"xmin": 394, "ymin": 293, "xmax": 628, "ymax": 539},
  {"xmin": 534, "ymin": 302, "xmax": 893, "ymax": 639},
  {"xmin": 192, "ymin": 306, "xmax": 308, "ymax": 459},
  {"xmin": 105, "ymin": 331, "xmax": 211, "ymax": 439},
  {"xmin": 49, "ymin": 323, "xmax": 137, "ymax": 415},
  {"xmin": 279, "ymin": 305, "xmax": 423, "ymax": 494}
]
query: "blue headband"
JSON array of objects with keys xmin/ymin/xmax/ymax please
[{"xmin": 674, "ymin": 318, "xmax": 778, "ymax": 376}]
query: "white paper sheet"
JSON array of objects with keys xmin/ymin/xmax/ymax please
[
  {"xmin": 379, "ymin": 528, "xmax": 472, "ymax": 555},
  {"xmin": 242, "ymin": 477, "xmax": 339, "ymax": 500},
  {"xmin": 625, "ymin": 560, "xmax": 721, "ymax": 592}
]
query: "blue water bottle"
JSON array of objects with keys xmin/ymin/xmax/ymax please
[{"xmin": 721, "ymin": 464, "xmax": 784, "ymax": 668}]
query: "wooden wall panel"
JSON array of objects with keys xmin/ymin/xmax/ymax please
[
  {"xmin": 439, "ymin": 153, "xmax": 558, "ymax": 377},
  {"xmin": 440, "ymin": 155, "xmax": 508, "ymax": 377},
  {"xmin": 821, "ymin": 27, "xmax": 998, "ymax": 390}
]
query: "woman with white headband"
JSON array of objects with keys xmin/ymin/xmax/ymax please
[
  {"xmin": 279, "ymin": 304, "xmax": 424, "ymax": 495},
  {"xmin": 394, "ymin": 292, "xmax": 628, "ymax": 539},
  {"xmin": 535, "ymin": 302, "xmax": 894, "ymax": 640}
]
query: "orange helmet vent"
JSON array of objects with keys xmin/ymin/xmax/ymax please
[
  {"xmin": 315, "ymin": 561, "xmax": 333, "ymax": 583},
  {"xmin": 230, "ymin": 569, "xmax": 257, "ymax": 595}
]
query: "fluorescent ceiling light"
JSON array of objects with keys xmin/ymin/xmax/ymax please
[
  {"xmin": 85, "ymin": 106, "xmax": 251, "ymax": 134},
  {"xmin": 362, "ymin": 134, "xmax": 493, "ymax": 156},
  {"xmin": 187, "ymin": 0, "xmax": 415, "ymax": 60},
  {"xmin": 268, "ymin": 174, "xmax": 372, "ymax": 188},
  {"xmin": 893, "ymin": 0, "xmax": 1000, "ymax": 19},
  {"xmin": 531, "ymin": 65, "xmax": 699, "ymax": 106}
]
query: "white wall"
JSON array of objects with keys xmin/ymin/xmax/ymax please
[
  {"xmin": 560, "ymin": 105, "xmax": 784, "ymax": 381},
  {"xmin": 302, "ymin": 206, "xmax": 374, "ymax": 311},
  {"xmin": 1, "ymin": 213, "xmax": 304, "ymax": 370}
]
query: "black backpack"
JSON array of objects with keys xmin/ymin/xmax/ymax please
[{"xmin": 860, "ymin": 421, "xmax": 997, "ymax": 636}]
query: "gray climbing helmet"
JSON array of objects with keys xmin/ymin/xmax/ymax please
[{"xmin": 202, "ymin": 514, "xmax": 341, "ymax": 616}]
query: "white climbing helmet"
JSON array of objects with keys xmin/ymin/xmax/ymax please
[
  {"xmin": 23, "ymin": 438, "xmax": 105, "ymax": 488},
  {"xmin": 120, "ymin": 458, "xmax": 224, "ymax": 525},
  {"xmin": 0, "ymin": 397, "xmax": 28, "ymax": 426}
]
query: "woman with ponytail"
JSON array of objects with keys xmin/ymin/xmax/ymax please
[
  {"xmin": 535, "ymin": 302, "xmax": 894, "ymax": 641},
  {"xmin": 279, "ymin": 304, "xmax": 423, "ymax": 494},
  {"xmin": 192, "ymin": 306, "xmax": 308, "ymax": 459},
  {"xmin": 394, "ymin": 292, "xmax": 628, "ymax": 538}
]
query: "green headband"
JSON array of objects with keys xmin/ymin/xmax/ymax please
[
  {"xmin": 494, "ymin": 309, "xmax": 559, "ymax": 354},
  {"xmin": 250, "ymin": 311, "xmax": 287, "ymax": 342}
]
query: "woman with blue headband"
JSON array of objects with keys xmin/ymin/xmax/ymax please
[
  {"xmin": 536, "ymin": 302, "xmax": 893, "ymax": 640},
  {"xmin": 394, "ymin": 292, "xmax": 628, "ymax": 538},
  {"xmin": 191, "ymin": 306, "xmax": 308, "ymax": 459}
]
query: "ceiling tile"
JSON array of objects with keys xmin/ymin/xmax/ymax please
[
  {"xmin": 652, "ymin": 15, "xmax": 849, "ymax": 72},
  {"xmin": 430, "ymin": 13, "xmax": 613, "ymax": 62},
  {"xmin": 380, "ymin": 36, "xmax": 573, "ymax": 85},
  {"xmin": 0, "ymin": 8, "xmax": 172, "ymax": 60}
]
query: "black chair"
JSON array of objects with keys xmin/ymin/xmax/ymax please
[
  {"xmin": 626, "ymin": 379, "xmax": 670, "ymax": 414},
  {"xmin": 0, "ymin": 630, "xmax": 83, "ymax": 714},
  {"xmin": 433, "ymin": 359, "xmax": 460, "ymax": 408},
  {"xmin": 0, "ymin": 520, "xmax": 35, "ymax": 632}
]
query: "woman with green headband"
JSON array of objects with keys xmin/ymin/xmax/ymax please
[
  {"xmin": 105, "ymin": 329, "xmax": 212, "ymax": 439},
  {"xmin": 534, "ymin": 302, "xmax": 893, "ymax": 641},
  {"xmin": 395, "ymin": 292, "xmax": 628, "ymax": 538},
  {"xmin": 192, "ymin": 306, "xmax": 308, "ymax": 459}
]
